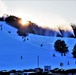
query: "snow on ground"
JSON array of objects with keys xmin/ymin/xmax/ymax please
[{"xmin": 0, "ymin": 21, "xmax": 76, "ymax": 71}]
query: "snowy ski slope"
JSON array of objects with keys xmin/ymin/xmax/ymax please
[{"xmin": 0, "ymin": 21, "xmax": 76, "ymax": 70}]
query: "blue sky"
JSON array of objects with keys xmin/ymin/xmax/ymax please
[{"xmin": 0, "ymin": 0, "xmax": 76, "ymax": 27}]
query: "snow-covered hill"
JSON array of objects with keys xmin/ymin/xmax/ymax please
[{"xmin": 0, "ymin": 21, "xmax": 76, "ymax": 71}]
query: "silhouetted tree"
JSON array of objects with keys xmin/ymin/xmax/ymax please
[
  {"xmin": 0, "ymin": 17, "xmax": 4, "ymax": 21},
  {"xmin": 72, "ymin": 44, "xmax": 76, "ymax": 58},
  {"xmin": 17, "ymin": 30, "xmax": 28, "ymax": 37},
  {"xmin": 54, "ymin": 39, "xmax": 69, "ymax": 53}
]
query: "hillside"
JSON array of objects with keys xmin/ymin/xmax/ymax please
[{"xmin": 0, "ymin": 21, "xmax": 76, "ymax": 71}]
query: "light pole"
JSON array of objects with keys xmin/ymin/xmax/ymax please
[{"xmin": 37, "ymin": 55, "xmax": 39, "ymax": 68}]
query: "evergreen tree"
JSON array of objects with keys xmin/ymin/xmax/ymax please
[
  {"xmin": 54, "ymin": 39, "xmax": 69, "ymax": 53},
  {"xmin": 72, "ymin": 44, "xmax": 76, "ymax": 58}
]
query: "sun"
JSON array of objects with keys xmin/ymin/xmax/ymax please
[
  {"xmin": 21, "ymin": 18, "xmax": 28, "ymax": 25},
  {"xmin": 19, "ymin": 18, "xmax": 29, "ymax": 26},
  {"xmin": 14, "ymin": 11, "xmax": 30, "ymax": 25}
]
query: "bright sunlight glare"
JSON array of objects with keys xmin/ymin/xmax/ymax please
[{"xmin": 21, "ymin": 18, "xmax": 28, "ymax": 25}]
